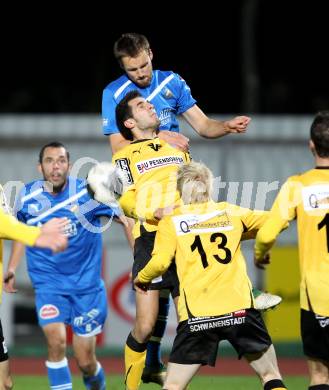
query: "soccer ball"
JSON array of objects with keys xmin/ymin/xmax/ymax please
[{"xmin": 87, "ymin": 162, "xmax": 127, "ymax": 205}]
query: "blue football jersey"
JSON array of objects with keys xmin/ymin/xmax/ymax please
[
  {"xmin": 102, "ymin": 70, "xmax": 196, "ymax": 136},
  {"xmin": 15, "ymin": 177, "xmax": 117, "ymax": 294}
]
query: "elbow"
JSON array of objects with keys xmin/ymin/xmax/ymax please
[
  {"xmin": 193, "ymin": 119, "xmax": 212, "ymax": 138},
  {"xmin": 196, "ymin": 127, "xmax": 212, "ymax": 138}
]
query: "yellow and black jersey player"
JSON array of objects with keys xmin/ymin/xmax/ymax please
[
  {"xmin": 113, "ymin": 90, "xmax": 190, "ymax": 390},
  {"xmin": 113, "ymin": 137, "xmax": 190, "ymax": 239},
  {"xmin": 134, "ymin": 161, "xmax": 287, "ymax": 390},
  {"xmin": 255, "ymin": 110, "xmax": 329, "ymax": 389}
]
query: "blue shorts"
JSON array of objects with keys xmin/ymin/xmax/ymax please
[{"xmin": 35, "ymin": 285, "xmax": 108, "ymax": 337}]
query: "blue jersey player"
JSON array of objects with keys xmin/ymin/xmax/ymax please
[
  {"xmin": 5, "ymin": 142, "xmax": 120, "ymax": 390},
  {"xmin": 102, "ymin": 33, "xmax": 251, "ymax": 154}
]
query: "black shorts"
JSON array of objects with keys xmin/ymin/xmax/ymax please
[
  {"xmin": 133, "ymin": 225, "xmax": 180, "ymax": 298},
  {"xmin": 0, "ymin": 320, "xmax": 9, "ymax": 362},
  {"xmin": 169, "ymin": 308, "xmax": 272, "ymax": 366},
  {"xmin": 301, "ymin": 309, "xmax": 329, "ymax": 361}
]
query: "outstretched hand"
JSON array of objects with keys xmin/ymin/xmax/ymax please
[
  {"xmin": 38, "ymin": 217, "xmax": 69, "ymax": 253},
  {"xmin": 225, "ymin": 116, "xmax": 251, "ymax": 133}
]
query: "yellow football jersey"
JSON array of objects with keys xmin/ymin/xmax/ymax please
[
  {"xmin": 255, "ymin": 168, "xmax": 329, "ymax": 316},
  {"xmin": 138, "ymin": 201, "xmax": 268, "ymax": 321},
  {"xmin": 112, "ymin": 137, "xmax": 190, "ymax": 238}
]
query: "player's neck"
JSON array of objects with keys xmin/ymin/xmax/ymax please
[
  {"xmin": 315, "ymin": 155, "xmax": 329, "ymax": 167},
  {"xmin": 133, "ymin": 128, "xmax": 157, "ymax": 140},
  {"xmin": 43, "ymin": 180, "xmax": 68, "ymax": 195}
]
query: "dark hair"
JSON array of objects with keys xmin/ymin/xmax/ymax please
[
  {"xmin": 310, "ymin": 111, "xmax": 329, "ymax": 157},
  {"xmin": 39, "ymin": 141, "xmax": 70, "ymax": 163},
  {"xmin": 113, "ymin": 33, "xmax": 150, "ymax": 66},
  {"xmin": 115, "ymin": 90, "xmax": 142, "ymax": 141}
]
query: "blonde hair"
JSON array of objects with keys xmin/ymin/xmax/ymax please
[{"xmin": 177, "ymin": 161, "xmax": 213, "ymax": 204}]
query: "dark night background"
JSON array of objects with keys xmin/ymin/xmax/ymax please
[{"xmin": 1, "ymin": 1, "xmax": 328, "ymax": 115}]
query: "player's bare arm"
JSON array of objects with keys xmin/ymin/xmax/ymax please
[
  {"xmin": 182, "ymin": 105, "xmax": 251, "ymax": 138},
  {"xmin": 108, "ymin": 133, "xmax": 131, "ymax": 154}
]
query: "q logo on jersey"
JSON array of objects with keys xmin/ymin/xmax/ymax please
[{"xmin": 180, "ymin": 220, "xmax": 190, "ymax": 233}]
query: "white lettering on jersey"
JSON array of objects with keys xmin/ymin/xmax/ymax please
[
  {"xmin": 302, "ymin": 185, "xmax": 329, "ymax": 210},
  {"xmin": 63, "ymin": 220, "xmax": 77, "ymax": 237},
  {"xmin": 188, "ymin": 310, "xmax": 246, "ymax": 332},
  {"xmin": 158, "ymin": 108, "xmax": 172, "ymax": 126},
  {"xmin": 136, "ymin": 156, "xmax": 184, "ymax": 174},
  {"xmin": 173, "ymin": 210, "xmax": 233, "ymax": 236}
]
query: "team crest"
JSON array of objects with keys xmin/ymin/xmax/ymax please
[
  {"xmin": 70, "ymin": 204, "xmax": 79, "ymax": 213},
  {"xmin": 40, "ymin": 304, "xmax": 60, "ymax": 319},
  {"xmin": 163, "ymin": 88, "xmax": 173, "ymax": 99},
  {"xmin": 148, "ymin": 143, "xmax": 162, "ymax": 151}
]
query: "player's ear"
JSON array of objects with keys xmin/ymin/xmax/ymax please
[
  {"xmin": 37, "ymin": 163, "xmax": 42, "ymax": 174},
  {"xmin": 309, "ymin": 139, "xmax": 316, "ymax": 156},
  {"xmin": 124, "ymin": 118, "xmax": 135, "ymax": 129},
  {"xmin": 148, "ymin": 49, "xmax": 153, "ymax": 61}
]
